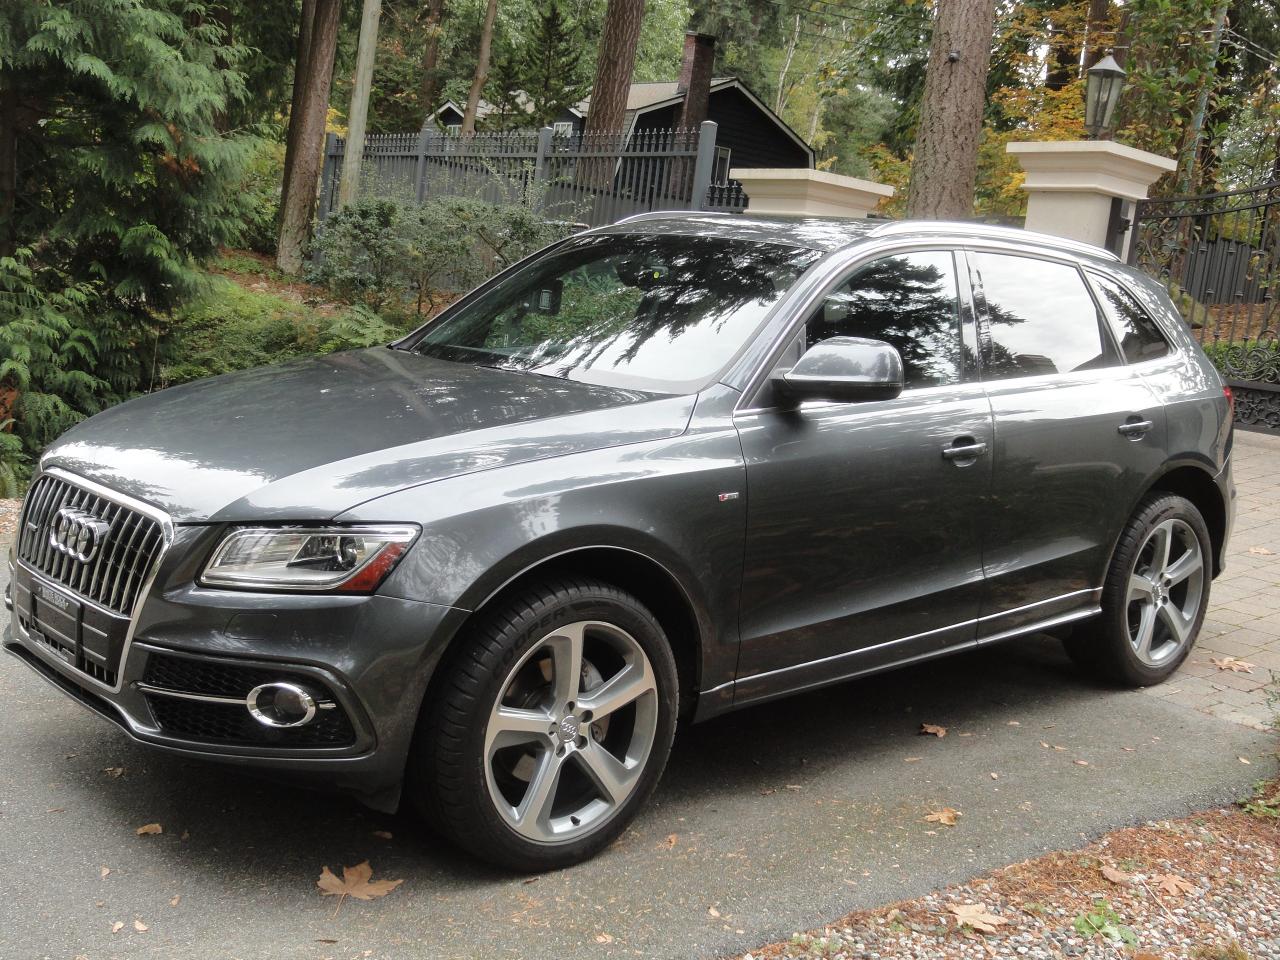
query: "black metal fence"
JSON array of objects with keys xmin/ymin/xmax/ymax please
[
  {"xmin": 1130, "ymin": 180, "xmax": 1280, "ymax": 429},
  {"xmin": 317, "ymin": 120, "xmax": 745, "ymax": 228}
]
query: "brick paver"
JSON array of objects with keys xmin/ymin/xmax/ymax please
[{"xmin": 1142, "ymin": 428, "xmax": 1280, "ymax": 730}]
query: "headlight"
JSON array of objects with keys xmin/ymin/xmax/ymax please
[{"xmin": 200, "ymin": 525, "xmax": 419, "ymax": 593}]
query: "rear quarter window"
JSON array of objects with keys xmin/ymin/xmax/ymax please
[{"xmin": 1089, "ymin": 272, "xmax": 1171, "ymax": 363}]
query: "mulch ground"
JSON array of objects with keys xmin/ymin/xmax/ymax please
[
  {"xmin": 0, "ymin": 498, "xmax": 21, "ymax": 541},
  {"xmin": 738, "ymin": 782, "xmax": 1280, "ymax": 960}
]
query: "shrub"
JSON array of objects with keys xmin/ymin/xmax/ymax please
[
  {"xmin": 235, "ymin": 139, "xmax": 286, "ymax": 256},
  {"xmin": 308, "ymin": 194, "xmax": 574, "ymax": 318}
]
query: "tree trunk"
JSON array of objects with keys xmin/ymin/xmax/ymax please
[
  {"xmin": 280, "ymin": 0, "xmax": 317, "ymax": 221},
  {"xmin": 461, "ymin": 0, "xmax": 498, "ymax": 135},
  {"xmin": 583, "ymin": 0, "xmax": 645, "ymax": 138},
  {"xmin": 0, "ymin": 81, "xmax": 17, "ymax": 258},
  {"xmin": 419, "ymin": 0, "xmax": 445, "ymax": 122},
  {"xmin": 1082, "ymin": 0, "xmax": 1111, "ymax": 70},
  {"xmin": 338, "ymin": 0, "xmax": 383, "ymax": 208},
  {"xmin": 277, "ymin": 0, "xmax": 342, "ymax": 274},
  {"xmin": 905, "ymin": 0, "xmax": 996, "ymax": 220}
]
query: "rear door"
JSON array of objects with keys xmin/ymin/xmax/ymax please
[
  {"xmin": 732, "ymin": 248, "xmax": 993, "ymax": 703},
  {"xmin": 968, "ymin": 249, "xmax": 1167, "ymax": 639}
]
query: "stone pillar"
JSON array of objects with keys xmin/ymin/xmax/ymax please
[
  {"xmin": 730, "ymin": 168, "xmax": 895, "ymax": 219},
  {"xmin": 1006, "ymin": 141, "xmax": 1176, "ymax": 260}
]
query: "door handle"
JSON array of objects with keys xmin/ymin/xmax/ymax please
[
  {"xmin": 941, "ymin": 439, "xmax": 988, "ymax": 462},
  {"xmin": 1117, "ymin": 418, "xmax": 1154, "ymax": 439}
]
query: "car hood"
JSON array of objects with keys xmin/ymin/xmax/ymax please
[{"xmin": 42, "ymin": 348, "xmax": 694, "ymax": 522}]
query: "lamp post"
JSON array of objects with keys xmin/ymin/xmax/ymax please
[{"xmin": 1084, "ymin": 55, "xmax": 1126, "ymax": 140}]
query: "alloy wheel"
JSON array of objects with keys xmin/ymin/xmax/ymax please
[
  {"xmin": 483, "ymin": 620, "xmax": 659, "ymax": 844},
  {"xmin": 1125, "ymin": 518, "xmax": 1205, "ymax": 666}
]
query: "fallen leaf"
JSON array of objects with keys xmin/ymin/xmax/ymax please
[
  {"xmin": 1038, "ymin": 741, "xmax": 1051, "ymax": 749},
  {"xmin": 949, "ymin": 902, "xmax": 1009, "ymax": 934},
  {"xmin": 1101, "ymin": 865, "xmax": 1132, "ymax": 885},
  {"xmin": 100, "ymin": 866, "xmax": 111, "ymax": 879},
  {"xmin": 594, "ymin": 933, "xmax": 614, "ymax": 944},
  {"xmin": 102, "ymin": 767, "xmax": 124, "ymax": 779},
  {"xmin": 707, "ymin": 906, "xmax": 721, "ymax": 918},
  {"xmin": 1074, "ymin": 760, "xmax": 1090, "ymax": 766},
  {"xmin": 47, "ymin": 807, "xmax": 65, "ymax": 814},
  {"xmin": 1052, "ymin": 745, "xmax": 1066, "ymax": 752},
  {"xmin": 1238, "ymin": 756, "xmax": 1252, "ymax": 764},
  {"xmin": 784, "ymin": 784, "xmax": 802, "ymax": 791},
  {"xmin": 169, "ymin": 895, "xmax": 181, "ymax": 907},
  {"xmin": 759, "ymin": 787, "xmax": 775, "ymax": 796},
  {"xmin": 1122, "ymin": 746, "xmax": 1136, "ymax": 752},
  {"xmin": 925, "ymin": 807, "xmax": 961, "ymax": 827},
  {"xmin": 920, "ymin": 723, "xmax": 947, "ymax": 738},
  {"xmin": 1211, "ymin": 656, "xmax": 1255, "ymax": 673},
  {"xmin": 990, "ymin": 772, "xmax": 999, "ymax": 780},
  {"xmin": 1006, "ymin": 721, "xmax": 1020, "ymax": 726},
  {"xmin": 958, "ymin": 732, "xmax": 974, "ymax": 737},
  {"xmin": 659, "ymin": 833, "xmax": 678, "ymax": 849},
  {"xmin": 903, "ymin": 756, "xmax": 923, "ymax": 763},
  {"xmin": 316, "ymin": 861, "xmax": 403, "ymax": 916},
  {"xmin": 111, "ymin": 921, "xmax": 124, "ymax": 934},
  {"xmin": 371, "ymin": 830, "xmax": 393, "ymax": 840},
  {"xmin": 316, "ymin": 939, "xmax": 338, "ymax": 945},
  {"xmin": 133, "ymin": 919, "xmax": 148, "ymax": 933},
  {"xmin": 1247, "ymin": 545, "xmax": 1274, "ymax": 555},
  {"xmin": 1155, "ymin": 874, "xmax": 1196, "ymax": 896},
  {"xmin": 135, "ymin": 823, "xmax": 162, "ymax": 836}
]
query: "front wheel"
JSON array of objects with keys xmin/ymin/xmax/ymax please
[
  {"xmin": 1065, "ymin": 493, "xmax": 1211, "ymax": 686},
  {"xmin": 411, "ymin": 578, "xmax": 678, "ymax": 871}
]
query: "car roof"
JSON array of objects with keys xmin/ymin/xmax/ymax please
[{"xmin": 595, "ymin": 211, "xmax": 1120, "ymax": 263}]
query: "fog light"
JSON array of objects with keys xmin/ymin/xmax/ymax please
[{"xmin": 246, "ymin": 682, "xmax": 318, "ymax": 728}]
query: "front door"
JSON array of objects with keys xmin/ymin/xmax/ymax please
[
  {"xmin": 967, "ymin": 250, "xmax": 1168, "ymax": 638},
  {"xmin": 733, "ymin": 249, "xmax": 993, "ymax": 705}
]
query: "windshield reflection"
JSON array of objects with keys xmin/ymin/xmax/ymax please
[{"xmin": 413, "ymin": 234, "xmax": 820, "ymax": 393}]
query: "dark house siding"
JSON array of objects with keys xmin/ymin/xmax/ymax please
[{"xmin": 630, "ymin": 87, "xmax": 810, "ymax": 171}]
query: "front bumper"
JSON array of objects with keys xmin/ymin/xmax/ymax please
[{"xmin": 5, "ymin": 541, "xmax": 467, "ymax": 810}]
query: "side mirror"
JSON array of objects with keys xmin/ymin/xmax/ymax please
[{"xmin": 773, "ymin": 337, "xmax": 904, "ymax": 404}]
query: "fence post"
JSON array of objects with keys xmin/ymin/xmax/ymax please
[
  {"xmin": 532, "ymin": 126, "xmax": 553, "ymax": 210},
  {"xmin": 690, "ymin": 120, "xmax": 718, "ymax": 212},
  {"xmin": 317, "ymin": 132, "xmax": 339, "ymax": 222},
  {"xmin": 414, "ymin": 125, "xmax": 431, "ymax": 203}
]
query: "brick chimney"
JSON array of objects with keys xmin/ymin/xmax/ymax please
[{"xmin": 676, "ymin": 32, "xmax": 715, "ymax": 130}]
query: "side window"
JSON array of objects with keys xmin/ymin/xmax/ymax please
[
  {"xmin": 1090, "ymin": 272, "xmax": 1170, "ymax": 363},
  {"xmin": 806, "ymin": 250, "xmax": 964, "ymax": 390},
  {"xmin": 972, "ymin": 252, "xmax": 1119, "ymax": 379}
]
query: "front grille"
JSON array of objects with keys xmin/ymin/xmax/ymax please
[
  {"xmin": 17, "ymin": 474, "xmax": 165, "ymax": 615},
  {"xmin": 142, "ymin": 652, "xmax": 357, "ymax": 748}
]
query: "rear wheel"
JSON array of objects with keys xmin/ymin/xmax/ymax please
[
  {"xmin": 411, "ymin": 578, "xmax": 678, "ymax": 871},
  {"xmin": 1065, "ymin": 493, "xmax": 1211, "ymax": 686}
]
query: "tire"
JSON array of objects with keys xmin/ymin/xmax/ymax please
[
  {"xmin": 410, "ymin": 577, "xmax": 679, "ymax": 871},
  {"xmin": 1064, "ymin": 493, "xmax": 1212, "ymax": 686}
]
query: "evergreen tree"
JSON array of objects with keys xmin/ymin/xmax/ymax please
[
  {"xmin": 0, "ymin": 0, "xmax": 255, "ymax": 457},
  {"xmin": 521, "ymin": 0, "xmax": 590, "ymax": 127}
]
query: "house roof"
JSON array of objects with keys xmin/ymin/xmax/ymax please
[{"xmin": 427, "ymin": 77, "xmax": 814, "ymax": 165}]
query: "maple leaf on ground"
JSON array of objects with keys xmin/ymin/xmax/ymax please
[
  {"xmin": 1247, "ymin": 546, "xmax": 1274, "ymax": 555},
  {"xmin": 920, "ymin": 723, "xmax": 947, "ymax": 738},
  {"xmin": 316, "ymin": 861, "xmax": 403, "ymax": 916},
  {"xmin": 1210, "ymin": 657, "xmax": 1255, "ymax": 673},
  {"xmin": 949, "ymin": 902, "xmax": 1009, "ymax": 934},
  {"xmin": 1101, "ymin": 865, "xmax": 1132, "ymax": 885},
  {"xmin": 659, "ymin": 834, "xmax": 678, "ymax": 849},
  {"xmin": 1155, "ymin": 874, "xmax": 1197, "ymax": 896},
  {"xmin": 110, "ymin": 921, "xmax": 124, "ymax": 934},
  {"xmin": 133, "ymin": 919, "xmax": 148, "ymax": 933},
  {"xmin": 135, "ymin": 823, "xmax": 162, "ymax": 836},
  {"xmin": 925, "ymin": 807, "xmax": 961, "ymax": 826}
]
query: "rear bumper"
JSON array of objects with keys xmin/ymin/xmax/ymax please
[
  {"xmin": 1214, "ymin": 454, "xmax": 1236, "ymax": 575},
  {"xmin": 5, "ymin": 554, "xmax": 467, "ymax": 810}
]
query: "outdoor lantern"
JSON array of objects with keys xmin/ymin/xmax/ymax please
[{"xmin": 1085, "ymin": 55, "xmax": 1127, "ymax": 139}]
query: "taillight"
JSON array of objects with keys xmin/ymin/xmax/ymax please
[{"xmin": 1223, "ymin": 385, "xmax": 1234, "ymax": 416}]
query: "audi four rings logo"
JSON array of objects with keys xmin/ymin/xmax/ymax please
[{"xmin": 48, "ymin": 507, "xmax": 111, "ymax": 563}]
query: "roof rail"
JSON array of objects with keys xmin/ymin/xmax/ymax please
[
  {"xmin": 613, "ymin": 210, "xmax": 735, "ymax": 225},
  {"xmin": 866, "ymin": 220, "xmax": 1120, "ymax": 262}
]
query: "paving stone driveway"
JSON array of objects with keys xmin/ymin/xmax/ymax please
[{"xmin": 1144, "ymin": 428, "xmax": 1280, "ymax": 730}]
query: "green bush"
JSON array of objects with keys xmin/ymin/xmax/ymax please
[
  {"xmin": 307, "ymin": 194, "xmax": 574, "ymax": 318},
  {"xmin": 158, "ymin": 276, "xmax": 415, "ymax": 388},
  {"xmin": 235, "ymin": 139, "xmax": 286, "ymax": 256},
  {"xmin": 1200, "ymin": 337, "xmax": 1280, "ymax": 381}
]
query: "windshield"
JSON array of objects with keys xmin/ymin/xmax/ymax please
[{"xmin": 411, "ymin": 233, "xmax": 820, "ymax": 393}]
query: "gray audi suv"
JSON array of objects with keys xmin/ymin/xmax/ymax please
[{"xmin": 4, "ymin": 214, "xmax": 1234, "ymax": 870}]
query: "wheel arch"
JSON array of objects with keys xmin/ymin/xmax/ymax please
[
  {"xmin": 1143, "ymin": 464, "xmax": 1228, "ymax": 576},
  {"xmin": 427, "ymin": 543, "xmax": 707, "ymax": 723}
]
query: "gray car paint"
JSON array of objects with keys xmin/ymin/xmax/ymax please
[{"xmin": 6, "ymin": 215, "xmax": 1234, "ymax": 811}]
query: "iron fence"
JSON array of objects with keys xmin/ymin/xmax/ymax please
[
  {"xmin": 1130, "ymin": 179, "xmax": 1280, "ymax": 429},
  {"xmin": 318, "ymin": 120, "xmax": 745, "ymax": 228}
]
